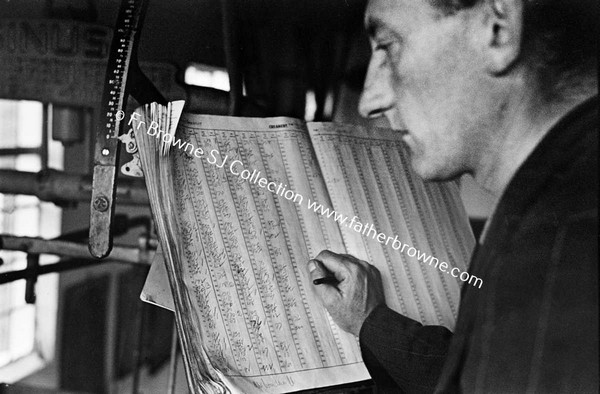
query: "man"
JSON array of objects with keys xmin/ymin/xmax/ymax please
[{"xmin": 306, "ymin": 0, "xmax": 598, "ymax": 392}]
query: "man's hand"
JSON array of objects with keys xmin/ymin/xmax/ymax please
[{"xmin": 307, "ymin": 250, "xmax": 385, "ymax": 336}]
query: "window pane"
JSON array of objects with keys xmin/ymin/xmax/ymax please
[
  {"xmin": 17, "ymin": 101, "xmax": 43, "ymax": 148},
  {"xmin": 0, "ymin": 100, "xmax": 42, "ymax": 149},
  {"xmin": 184, "ymin": 63, "xmax": 230, "ymax": 91},
  {"xmin": 0, "ymin": 99, "xmax": 60, "ymax": 374}
]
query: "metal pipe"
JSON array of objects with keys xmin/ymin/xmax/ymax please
[
  {"xmin": 42, "ymin": 104, "xmax": 49, "ymax": 169},
  {"xmin": 0, "ymin": 148, "xmax": 40, "ymax": 156},
  {"xmin": 131, "ymin": 300, "xmax": 147, "ymax": 394},
  {"xmin": 220, "ymin": 0, "xmax": 243, "ymax": 115},
  {"xmin": 0, "ymin": 258, "xmax": 105, "ymax": 284},
  {"xmin": 0, "ymin": 169, "xmax": 149, "ymax": 205},
  {"xmin": 167, "ymin": 322, "xmax": 179, "ymax": 394},
  {"xmin": 0, "ymin": 234, "xmax": 151, "ymax": 266},
  {"xmin": 25, "ymin": 254, "xmax": 39, "ymax": 303},
  {"xmin": 0, "ymin": 258, "xmax": 123, "ymax": 284}
]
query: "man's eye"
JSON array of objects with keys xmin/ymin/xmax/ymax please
[
  {"xmin": 375, "ymin": 40, "xmax": 397, "ymax": 54},
  {"xmin": 375, "ymin": 42, "xmax": 391, "ymax": 51}
]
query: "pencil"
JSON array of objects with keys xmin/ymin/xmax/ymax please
[{"xmin": 312, "ymin": 276, "xmax": 339, "ymax": 286}]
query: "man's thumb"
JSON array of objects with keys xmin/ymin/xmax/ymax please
[
  {"xmin": 307, "ymin": 259, "xmax": 339, "ymax": 300},
  {"xmin": 307, "ymin": 259, "xmax": 327, "ymax": 280}
]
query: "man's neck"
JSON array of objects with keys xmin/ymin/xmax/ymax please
[{"xmin": 474, "ymin": 81, "xmax": 596, "ymax": 198}]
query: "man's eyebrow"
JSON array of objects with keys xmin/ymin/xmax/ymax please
[{"xmin": 364, "ymin": 15, "xmax": 390, "ymax": 37}]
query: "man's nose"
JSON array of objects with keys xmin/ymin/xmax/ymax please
[{"xmin": 358, "ymin": 54, "xmax": 395, "ymax": 119}]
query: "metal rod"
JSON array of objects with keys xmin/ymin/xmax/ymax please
[
  {"xmin": 0, "ymin": 234, "xmax": 151, "ymax": 266},
  {"xmin": 0, "ymin": 258, "xmax": 105, "ymax": 284},
  {"xmin": 0, "ymin": 169, "xmax": 149, "ymax": 205},
  {"xmin": 52, "ymin": 215, "xmax": 151, "ymax": 243},
  {"xmin": 131, "ymin": 300, "xmax": 147, "ymax": 394},
  {"xmin": 220, "ymin": 0, "xmax": 243, "ymax": 115},
  {"xmin": 0, "ymin": 148, "xmax": 40, "ymax": 156},
  {"xmin": 42, "ymin": 103, "xmax": 49, "ymax": 170},
  {"xmin": 25, "ymin": 253, "xmax": 39, "ymax": 303},
  {"xmin": 167, "ymin": 321, "xmax": 179, "ymax": 394}
]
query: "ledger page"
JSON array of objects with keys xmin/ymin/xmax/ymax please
[
  {"xmin": 308, "ymin": 122, "xmax": 475, "ymax": 329},
  {"xmin": 164, "ymin": 113, "xmax": 369, "ymax": 393}
]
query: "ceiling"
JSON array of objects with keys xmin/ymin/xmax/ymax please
[
  {"xmin": 1, "ymin": 0, "xmax": 368, "ymax": 68},
  {"xmin": 1, "ymin": 0, "xmax": 372, "ymax": 118}
]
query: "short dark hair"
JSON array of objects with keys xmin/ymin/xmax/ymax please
[{"xmin": 431, "ymin": 0, "xmax": 598, "ymax": 92}]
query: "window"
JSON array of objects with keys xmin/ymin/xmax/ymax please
[
  {"xmin": 184, "ymin": 63, "xmax": 230, "ymax": 91},
  {"xmin": 0, "ymin": 99, "xmax": 63, "ymax": 382}
]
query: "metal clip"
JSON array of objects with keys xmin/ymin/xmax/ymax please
[{"xmin": 118, "ymin": 128, "xmax": 144, "ymax": 177}]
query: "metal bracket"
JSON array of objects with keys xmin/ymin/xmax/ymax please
[{"xmin": 89, "ymin": 0, "xmax": 165, "ymax": 258}]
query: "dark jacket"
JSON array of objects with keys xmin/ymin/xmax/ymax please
[{"xmin": 359, "ymin": 97, "xmax": 599, "ymax": 393}]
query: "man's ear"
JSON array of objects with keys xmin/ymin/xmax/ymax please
[{"xmin": 482, "ymin": 0, "xmax": 523, "ymax": 75}]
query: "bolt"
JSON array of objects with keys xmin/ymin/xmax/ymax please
[{"xmin": 93, "ymin": 196, "xmax": 110, "ymax": 212}]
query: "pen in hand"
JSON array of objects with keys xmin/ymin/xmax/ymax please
[
  {"xmin": 308, "ymin": 258, "xmax": 340, "ymax": 286},
  {"xmin": 312, "ymin": 276, "xmax": 339, "ymax": 286}
]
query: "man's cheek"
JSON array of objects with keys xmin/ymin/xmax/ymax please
[{"xmin": 402, "ymin": 102, "xmax": 429, "ymax": 135}]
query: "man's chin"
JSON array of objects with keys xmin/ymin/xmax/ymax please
[{"xmin": 410, "ymin": 157, "xmax": 463, "ymax": 182}]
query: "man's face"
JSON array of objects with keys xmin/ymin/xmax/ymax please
[{"xmin": 359, "ymin": 0, "xmax": 494, "ymax": 181}]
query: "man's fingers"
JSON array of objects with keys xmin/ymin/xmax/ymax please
[
  {"xmin": 341, "ymin": 253, "xmax": 371, "ymax": 270},
  {"xmin": 306, "ymin": 251, "xmax": 385, "ymax": 336},
  {"xmin": 307, "ymin": 258, "xmax": 328, "ymax": 281},
  {"xmin": 307, "ymin": 259, "xmax": 340, "ymax": 304},
  {"xmin": 314, "ymin": 250, "xmax": 348, "ymax": 276}
]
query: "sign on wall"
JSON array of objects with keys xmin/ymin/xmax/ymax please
[{"xmin": 0, "ymin": 19, "xmax": 184, "ymax": 106}]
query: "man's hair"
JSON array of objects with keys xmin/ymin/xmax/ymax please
[{"xmin": 431, "ymin": 0, "xmax": 598, "ymax": 94}]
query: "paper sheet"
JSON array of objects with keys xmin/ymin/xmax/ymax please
[
  {"xmin": 309, "ymin": 123, "xmax": 474, "ymax": 328},
  {"xmin": 137, "ymin": 108, "xmax": 475, "ymax": 393},
  {"xmin": 162, "ymin": 113, "xmax": 368, "ymax": 393}
]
